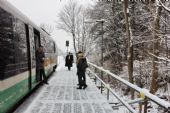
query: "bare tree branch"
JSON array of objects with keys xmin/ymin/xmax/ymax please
[{"xmin": 158, "ymin": 0, "xmax": 170, "ymax": 12}]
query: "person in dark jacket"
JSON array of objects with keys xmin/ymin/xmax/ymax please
[
  {"xmin": 36, "ymin": 46, "xmax": 48, "ymax": 84},
  {"xmin": 65, "ymin": 52, "xmax": 73, "ymax": 71},
  {"xmin": 76, "ymin": 51, "xmax": 88, "ymax": 89}
]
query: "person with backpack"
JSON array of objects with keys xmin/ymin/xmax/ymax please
[{"xmin": 76, "ymin": 51, "xmax": 88, "ymax": 89}]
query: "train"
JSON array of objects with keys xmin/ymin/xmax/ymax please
[{"xmin": 0, "ymin": 0, "xmax": 58, "ymax": 113}]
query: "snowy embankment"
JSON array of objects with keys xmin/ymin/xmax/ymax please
[{"xmin": 87, "ymin": 62, "xmax": 170, "ymax": 113}]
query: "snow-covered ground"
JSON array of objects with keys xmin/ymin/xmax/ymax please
[{"xmin": 13, "ymin": 56, "xmax": 115, "ymax": 113}]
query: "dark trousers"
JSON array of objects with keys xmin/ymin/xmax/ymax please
[
  {"xmin": 78, "ymin": 70, "xmax": 86, "ymax": 87},
  {"xmin": 39, "ymin": 69, "xmax": 47, "ymax": 82},
  {"xmin": 68, "ymin": 66, "xmax": 71, "ymax": 70}
]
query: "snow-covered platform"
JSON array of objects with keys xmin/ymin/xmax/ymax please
[{"xmin": 14, "ymin": 57, "xmax": 115, "ymax": 113}]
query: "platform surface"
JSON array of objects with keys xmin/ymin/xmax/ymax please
[{"xmin": 14, "ymin": 57, "xmax": 115, "ymax": 113}]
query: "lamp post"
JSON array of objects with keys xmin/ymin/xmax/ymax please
[
  {"xmin": 84, "ymin": 19, "xmax": 105, "ymax": 94},
  {"xmin": 96, "ymin": 20, "xmax": 104, "ymax": 67},
  {"xmin": 96, "ymin": 19, "xmax": 105, "ymax": 94}
]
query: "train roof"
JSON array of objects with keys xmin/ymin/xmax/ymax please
[{"xmin": 0, "ymin": 0, "xmax": 51, "ymax": 37}]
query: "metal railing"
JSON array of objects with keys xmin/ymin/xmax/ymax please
[{"xmin": 87, "ymin": 62, "xmax": 170, "ymax": 113}]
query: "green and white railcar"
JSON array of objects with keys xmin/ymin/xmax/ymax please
[{"xmin": 0, "ymin": 0, "xmax": 58, "ymax": 113}]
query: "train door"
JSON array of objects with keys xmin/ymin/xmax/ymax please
[
  {"xmin": 25, "ymin": 24, "xmax": 32, "ymax": 89},
  {"xmin": 33, "ymin": 29, "xmax": 41, "ymax": 82}
]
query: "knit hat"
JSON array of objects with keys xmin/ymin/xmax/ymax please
[{"xmin": 78, "ymin": 51, "xmax": 82, "ymax": 54}]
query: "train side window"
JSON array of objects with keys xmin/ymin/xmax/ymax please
[
  {"xmin": 28, "ymin": 26, "xmax": 36, "ymax": 68},
  {"xmin": 50, "ymin": 41, "xmax": 54, "ymax": 53},
  {"xmin": 0, "ymin": 15, "xmax": 28, "ymax": 80},
  {"xmin": 0, "ymin": 7, "xmax": 13, "ymax": 80},
  {"xmin": 11, "ymin": 17, "xmax": 28, "ymax": 77},
  {"xmin": 40, "ymin": 34, "xmax": 47, "ymax": 53}
]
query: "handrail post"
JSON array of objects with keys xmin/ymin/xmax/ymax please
[
  {"xmin": 107, "ymin": 74, "xmax": 110, "ymax": 100},
  {"xmin": 88, "ymin": 70, "xmax": 91, "ymax": 76},
  {"xmin": 94, "ymin": 67, "xmax": 97, "ymax": 84},
  {"xmin": 88, "ymin": 71, "xmax": 91, "ymax": 78},
  {"xmin": 95, "ymin": 76, "xmax": 97, "ymax": 84},
  {"xmin": 101, "ymin": 71, "xmax": 103, "ymax": 94},
  {"xmin": 107, "ymin": 87, "xmax": 109, "ymax": 100},
  {"xmin": 144, "ymin": 97, "xmax": 148, "ymax": 113}
]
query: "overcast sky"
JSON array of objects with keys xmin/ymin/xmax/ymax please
[{"xmin": 7, "ymin": 0, "xmax": 95, "ymax": 53}]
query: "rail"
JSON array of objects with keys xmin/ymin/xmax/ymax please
[{"xmin": 87, "ymin": 62, "xmax": 170, "ymax": 113}]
